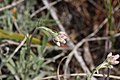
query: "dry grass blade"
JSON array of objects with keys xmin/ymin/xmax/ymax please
[{"xmin": 0, "ymin": 0, "xmax": 24, "ymax": 12}]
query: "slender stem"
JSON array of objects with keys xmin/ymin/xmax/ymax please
[
  {"xmin": 106, "ymin": 68, "xmax": 111, "ymax": 80},
  {"xmin": 108, "ymin": 0, "xmax": 113, "ymax": 31},
  {"xmin": 87, "ymin": 69, "xmax": 96, "ymax": 80},
  {"xmin": 87, "ymin": 61, "xmax": 107, "ymax": 80}
]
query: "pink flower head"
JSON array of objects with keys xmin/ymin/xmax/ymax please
[
  {"xmin": 54, "ymin": 31, "xmax": 68, "ymax": 46},
  {"xmin": 107, "ymin": 52, "xmax": 119, "ymax": 65}
]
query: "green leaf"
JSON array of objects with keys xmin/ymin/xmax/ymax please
[
  {"xmin": 6, "ymin": 61, "xmax": 16, "ymax": 75},
  {"xmin": 0, "ymin": 29, "xmax": 51, "ymax": 46},
  {"xmin": 20, "ymin": 47, "xmax": 27, "ymax": 69},
  {"xmin": 0, "ymin": 75, "xmax": 7, "ymax": 79},
  {"xmin": 41, "ymin": 34, "xmax": 48, "ymax": 54}
]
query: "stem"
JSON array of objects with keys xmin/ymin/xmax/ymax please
[
  {"xmin": 104, "ymin": 0, "xmax": 114, "ymax": 48},
  {"xmin": 87, "ymin": 69, "xmax": 96, "ymax": 80},
  {"xmin": 37, "ymin": 27, "xmax": 55, "ymax": 34},
  {"xmin": 87, "ymin": 61, "xmax": 107, "ymax": 80},
  {"xmin": 106, "ymin": 68, "xmax": 111, "ymax": 80},
  {"xmin": 108, "ymin": 0, "xmax": 115, "ymax": 48},
  {"xmin": 108, "ymin": 0, "xmax": 113, "ymax": 31}
]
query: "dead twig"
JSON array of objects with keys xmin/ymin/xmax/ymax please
[
  {"xmin": 0, "ymin": 0, "xmax": 24, "ymax": 12},
  {"xmin": 2, "ymin": 40, "xmax": 38, "ymax": 47},
  {"xmin": 83, "ymin": 42, "xmax": 95, "ymax": 70},
  {"xmin": 12, "ymin": 17, "xmax": 22, "ymax": 34},
  {"xmin": 30, "ymin": 0, "xmax": 61, "ymax": 18},
  {"xmin": 42, "ymin": 0, "xmax": 66, "ymax": 32},
  {"xmin": 7, "ymin": 34, "xmax": 27, "ymax": 61},
  {"xmin": 88, "ymin": 0, "xmax": 106, "ymax": 13},
  {"xmin": 39, "ymin": 73, "xmax": 120, "ymax": 80},
  {"xmin": 44, "ymin": 51, "xmax": 66, "ymax": 65},
  {"xmin": 57, "ymin": 56, "xmax": 67, "ymax": 80}
]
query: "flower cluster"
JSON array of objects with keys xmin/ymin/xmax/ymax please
[
  {"xmin": 98, "ymin": 52, "xmax": 119, "ymax": 69},
  {"xmin": 107, "ymin": 52, "xmax": 119, "ymax": 65},
  {"xmin": 54, "ymin": 31, "xmax": 68, "ymax": 46}
]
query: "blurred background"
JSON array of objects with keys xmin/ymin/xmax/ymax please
[{"xmin": 0, "ymin": 0, "xmax": 120, "ymax": 80}]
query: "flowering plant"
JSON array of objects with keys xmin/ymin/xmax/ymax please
[
  {"xmin": 37, "ymin": 27, "xmax": 68, "ymax": 46},
  {"xmin": 87, "ymin": 52, "xmax": 119, "ymax": 80}
]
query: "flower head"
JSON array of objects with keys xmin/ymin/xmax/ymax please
[
  {"xmin": 54, "ymin": 31, "xmax": 68, "ymax": 46},
  {"xmin": 107, "ymin": 52, "xmax": 119, "ymax": 65}
]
